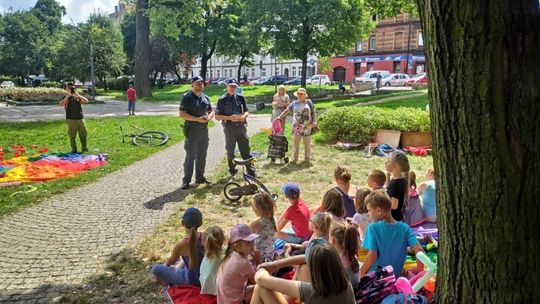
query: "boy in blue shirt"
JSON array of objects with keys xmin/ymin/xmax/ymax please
[{"xmin": 360, "ymin": 190, "xmax": 424, "ymax": 277}]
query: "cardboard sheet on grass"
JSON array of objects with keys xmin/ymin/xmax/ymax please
[{"xmin": 0, "ymin": 153, "xmax": 108, "ymax": 187}]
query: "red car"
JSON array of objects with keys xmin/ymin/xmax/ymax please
[{"xmin": 405, "ymin": 73, "xmax": 428, "ymax": 86}]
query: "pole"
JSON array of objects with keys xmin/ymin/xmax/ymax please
[
  {"xmin": 90, "ymin": 44, "xmax": 95, "ymax": 101},
  {"xmin": 273, "ymin": 35, "xmax": 277, "ymax": 92},
  {"xmin": 405, "ymin": 16, "xmax": 412, "ymax": 75}
]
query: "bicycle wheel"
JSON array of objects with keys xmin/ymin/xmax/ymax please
[
  {"xmin": 224, "ymin": 182, "xmax": 242, "ymax": 202},
  {"xmin": 132, "ymin": 131, "xmax": 169, "ymax": 147}
]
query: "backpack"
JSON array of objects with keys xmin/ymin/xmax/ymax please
[
  {"xmin": 356, "ymin": 266, "xmax": 397, "ymax": 304},
  {"xmin": 381, "ymin": 293, "xmax": 428, "ymax": 304}
]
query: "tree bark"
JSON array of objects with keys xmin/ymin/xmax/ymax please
[
  {"xmin": 237, "ymin": 53, "xmax": 246, "ymax": 83},
  {"xmin": 134, "ymin": 0, "xmax": 151, "ymax": 97},
  {"xmin": 199, "ymin": 39, "xmax": 217, "ymax": 79},
  {"xmin": 300, "ymin": 19, "xmax": 310, "ymax": 87},
  {"xmin": 416, "ymin": 0, "xmax": 540, "ymax": 302}
]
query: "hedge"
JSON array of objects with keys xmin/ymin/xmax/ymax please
[
  {"xmin": 0, "ymin": 87, "xmax": 72, "ymax": 102},
  {"xmin": 318, "ymin": 106, "xmax": 430, "ymax": 144}
]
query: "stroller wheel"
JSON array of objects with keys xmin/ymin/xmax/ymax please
[{"xmin": 284, "ymin": 157, "xmax": 289, "ymax": 164}]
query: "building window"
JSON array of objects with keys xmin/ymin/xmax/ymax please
[
  {"xmin": 394, "ymin": 32, "xmax": 403, "ymax": 50},
  {"xmin": 262, "ymin": 68, "xmax": 266, "ymax": 77},
  {"xmin": 299, "ymin": 67, "xmax": 302, "ymax": 76},
  {"xmin": 367, "ymin": 62, "xmax": 374, "ymax": 71},
  {"xmin": 251, "ymin": 68, "xmax": 255, "ymax": 77},
  {"xmin": 217, "ymin": 70, "xmax": 220, "ymax": 77},
  {"xmin": 369, "ymin": 36, "xmax": 376, "ymax": 51},
  {"xmin": 394, "ymin": 61, "xmax": 401, "ymax": 73},
  {"xmin": 229, "ymin": 69, "xmax": 233, "ymax": 77},
  {"xmin": 355, "ymin": 41, "xmax": 363, "ymax": 52},
  {"xmin": 292, "ymin": 66, "xmax": 297, "ymax": 77},
  {"xmin": 354, "ymin": 63, "xmax": 362, "ymax": 75},
  {"xmin": 418, "ymin": 31, "xmax": 424, "ymax": 46},
  {"xmin": 276, "ymin": 67, "xmax": 280, "ymax": 75}
]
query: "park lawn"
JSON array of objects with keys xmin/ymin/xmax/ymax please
[
  {"xmin": 97, "ymin": 84, "xmax": 337, "ymax": 103},
  {"xmin": 254, "ymin": 90, "xmax": 423, "ymax": 114},
  {"xmin": 0, "ymin": 116, "xmax": 194, "ymax": 217},
  {"xmin": 375, "ymin": 93, "xmax": 429, "ymax": 109},
  {"xmin": 56, "ymin": 125, "xmax": 433, "ymax": 303}
]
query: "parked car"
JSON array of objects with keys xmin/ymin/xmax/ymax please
[
  {"xmin": 405, "ymin": 73, "xmax": 428, "ymax": 86},
  {"xmin": 382, "ymin": 73, "xmax": 410, "ymax": 86},
  {"xmin": 354, "ymin": 70, "xmax": 391, "ymax": 85},
  {"xmin": 260, "ymin": 75, "xmax": 288, "ymax": 85},
  {"xmin": 283, "ymin": 76, "xmax": 302, "ymax": 85},
  {"xmin": 0, "ymin": 81, "xmax": 15, "ymax": 88},
  {"xmin": 217, "ymin": 77, "xmax": 236, "ymax": 85},
  {"xmin": 240, "ymin": 78, "xmax": 251, "ymax": 86},
  {"xmin": 306, "ymin": 74, "xmax": 331, "ymax": 85},
  {"xmin": 252, "ymin": 76, "xmax": 269, "ymax": 85}
]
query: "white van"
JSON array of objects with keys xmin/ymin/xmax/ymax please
[
  {"xmin": 354, "ymin": 70, "xmax": 391, "ymax": 85},
  {"xmin": 306, "ymin": 74, "xmax": 331, "ymax": 85}
]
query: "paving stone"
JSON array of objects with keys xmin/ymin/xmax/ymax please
[{"xmin": 0, "ymin": 114, "xmax": 269, "ymax": 302}]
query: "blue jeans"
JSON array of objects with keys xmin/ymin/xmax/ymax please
[
  {"xmin": 152, "ymin": 264, "xmax": 197, "ymax": 286},
  {"xmin": 128, "ymin": 100, "xmax": 136, "ymax": 112}
]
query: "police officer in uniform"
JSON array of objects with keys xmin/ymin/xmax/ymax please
[
  {"xmin": 179, "ymin": 76, "xmax": 214, "ymax": 189},
  {"xmin": 215, "ymin": 79, "xmax": 255, "ymax": 177}
]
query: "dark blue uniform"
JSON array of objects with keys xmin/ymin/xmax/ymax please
[
  {"xmin": 179, "ymin": 91, "xmax": 212, "ymax": 184},
  {"xmin": 215, "ymin": 93, "xmax": 255, "ymax": 176}
]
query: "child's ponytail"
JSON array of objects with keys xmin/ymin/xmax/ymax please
[
  {"xmin": 344, "ymin": 225, "xmax": 360, "ymax": 273},
  {"xmin": 188, "ymin": 227, "xmax": 198, "ymax": 269},
  {"xmin": 205, "ymin": 226, "xmax": 225, "ymax": 260}
]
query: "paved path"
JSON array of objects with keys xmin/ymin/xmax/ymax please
[
  {"xmin": 0, "ymin": 115, "xmax": 270, "ymax": 303},
  {"xmin": 0, "ymin": 99, "xmax": 260, "ymax": 123}
]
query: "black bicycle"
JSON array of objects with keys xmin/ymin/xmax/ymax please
[
  {"xmin": 120, "ymin": 123, "xmax": 169, "ymax": 147},
  {"xmin": 223, "ymin": 156, "xmax": 278, "ymax": 202}
]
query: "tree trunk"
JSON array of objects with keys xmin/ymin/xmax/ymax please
[
  {"xmin": 416, "ymin": 0, "xmax": 540, "ymax": 302},
  {"xmin": 300, "ymin": 20, "xmax": 310, "ymax": 87},
  {"xmin": 237, "ymin": 53, "xmax": 246, "ymax": 83},
  {"xmin": 134, "ymin": 0, "xmax": 151, "ymax": 97},
  {"xmin": 199, "ymin": 39, "xmax": 217, "ymax": 79}
]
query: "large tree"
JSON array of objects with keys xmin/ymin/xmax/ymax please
[
  {"xmin": 252, "ymin": 0, "xmax": 372, "ymax": 86},
  {"xmin": 121, "ymin": 12, "xmax": 136, "ymax": 73},
  {"xmin": 416, "ymin": 0, "xmax": 540, "ymax": 302},
  {"xmin": 134, "ymin": 0, "xmax": 152, "ymax": 97}
]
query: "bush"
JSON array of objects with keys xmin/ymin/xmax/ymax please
[
  {"xmin": 107, "ymin": 78, "xmax": 131, "ymax": 91},
  {"xmin": 318, "ymin": 106, "xmax": 430, "ymax": 144},
  {"xmin": 41, "ymin": 81, "xmax": 63, "ymax": 88},
  {"xmin": 0, "ymin": 87, "xmax": 87, "ymax": 102}
]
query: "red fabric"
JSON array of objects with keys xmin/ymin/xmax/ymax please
[
  {"xmin": 127, "ymin": 87, "xmax": 137, "ymax": 101},
  {"xmin": 166, "ymin": 285, "xmax": 217, "ymax": 304},
  {"xmin": 404, "ymin": 146, "xmax": 432, "ymax": 157},
  {"xmin": 284, "ymin": 199, "xmax": 312, "ymax": 239}
]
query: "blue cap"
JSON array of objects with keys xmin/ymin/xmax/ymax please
[
  {"xmin": 226, "ymin": 79, "xmax": 238, "ymax": 86},
  {"xmin": 305, "ymin": 238, "xmax": 328, "ymax": 263},
  {"xmin": 190, "ymin": 76, "xmax": 205, "ymax": 83},
  {"xmin": 282, "ymin": 182, "xmax": 300, "ymax": 198},
  {"xmin": 182, "ymin": 207, "xmax": 203, "ymax": 229}
]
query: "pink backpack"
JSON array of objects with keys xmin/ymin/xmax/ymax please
[
  {"xmin": 356, "ymin": 266, "xmax": 398, "ymax": 303},
  {"xmin": 272, "ymin": 119, "xmax": 283, "ymax": 135}
]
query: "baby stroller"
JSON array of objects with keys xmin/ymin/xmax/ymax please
[{"xmin": 267, "ymin": 120, "xmax": 289, "ymax": 164}]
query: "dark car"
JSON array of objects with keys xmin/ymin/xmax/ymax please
[
  {"xmin": 283, "ymin": 76, "xmax": 301, "ymax": 85},
  {"xmin": 260, "ymin": 75, "xmax": 288, "ymax": 85}
]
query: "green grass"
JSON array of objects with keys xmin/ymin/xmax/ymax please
[
  {"xmin": 254, "ymin": 90, "xmax": 423, "ymax": 114},
  {"xmin": 0, "ymin": 116, "xmax": 198, "ymax": 217},
  {"xmin": 375, "ymin": 93, "xmax": 429, "ymax": 109},
  {"xmin": 97, "ymin": 84, "xmax": 337, "ymax": 103},
  {"xmin": 55, "ymin": 127, "xmax": 433, "ymax": 302}
]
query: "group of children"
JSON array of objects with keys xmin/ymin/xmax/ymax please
[{"xmin": 151, "ymin": 151, "xmax": 437, "ymax": 304}]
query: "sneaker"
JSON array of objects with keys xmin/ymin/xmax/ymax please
[
  {"xmin": 195, "ymin": 178, "xmax": 211, "ymax": 185},
  {"xmin": 180, "ymin": 183, "xmax": 191, "ymax": 190}
]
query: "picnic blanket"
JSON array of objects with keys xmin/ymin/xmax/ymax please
[
  {"xmin": 0, "ymin": 153, "xmax": 108, "ymax": 187},
  {"xmin": 165, "ymin": 285, "xmax": 216, "ymax": 304}
]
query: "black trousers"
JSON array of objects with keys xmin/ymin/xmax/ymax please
[
  {"xmin": 224, "ymin": 124, "xmax": 255, "ymax": 175},
  {"xmin": 182, "ymin": 125, "xmax": 209, "ymax": 184}
]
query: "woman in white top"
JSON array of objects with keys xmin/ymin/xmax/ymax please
[{"xmin": 271, "ymin": 85, "xmax": 290, "ymax": 134}]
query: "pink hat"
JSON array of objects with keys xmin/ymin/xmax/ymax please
[{"xmin": 229, "ymin": 224, "xmax": 259, "ymax": 244}]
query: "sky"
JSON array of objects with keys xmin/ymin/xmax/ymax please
[{"xmin": 0, "ymin": 0, "xmax": 118, "ymax": 24}]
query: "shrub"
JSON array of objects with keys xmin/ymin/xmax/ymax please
[
  {"xmin": 0, "ymin": 87, "xmax": 88, "ymax": 102},
  {"xmin": 107, "ymin": 77, "xmax": 131, "ymax": 91},
  {"xmin": 318, "ymin": 106, "xmax": 430, "ymax": 144},
  {"xmin": 41, "ymin": 81, "xmax": 63, "ymax": 88}
]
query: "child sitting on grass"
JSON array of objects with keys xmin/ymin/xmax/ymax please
[
  {"xmin": 152, "ymin": 207, "xmax": 205, "ymax": 286},
  {"xmin": 418, "ymin": 168, "xmax": 437, "ymax": 222},
  {"xmin": 311, "ymin": 188, "xmax": 346, "ymax": 221},
  {"xmin": 360, "ymin": 190, "xmax": 424, "ymax": 278},
  {"xmin": 350, "ymin": 188, "xmax": 372, "ymax": 242},
  {"xmin": 250, "ymin": 192, "xmax": 277, "ymax": 262},
  {"xmin": 200, "ymin": 226, "xmax": 225, "ymax": 295},
  {"xmin": 385, "ymin": 151, "xmax": 411, "ymax": 221},
  {"xmin": 216, "ymin": 224, "xmax": 260, "ymax": 304},
  {"xmin": 284, "ymin": 212, "xmax": 334, "ymax": 257},
  {"xmin": 367, "ymin": 169, "xmax": 386, "ymax": 190},
  {"xmin": 276, "ymin": 183, "xmax": 312, "ymax": 244},
  {"xmin": 329, "ymin": 222, "xmax": 360, "ymax": 289}
]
